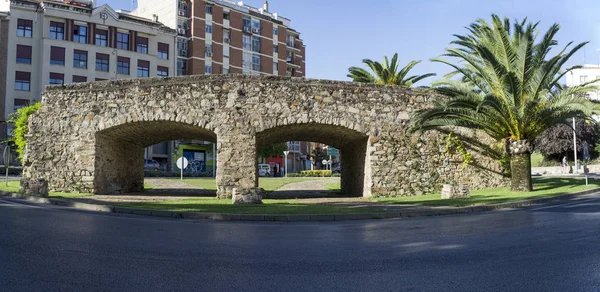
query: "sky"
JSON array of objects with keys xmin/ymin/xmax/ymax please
[{"xmin": 96, "ymin": 0, "xmax": 600, "ymax": 85}]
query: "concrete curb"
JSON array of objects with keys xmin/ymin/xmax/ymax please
[{"xmin": 1, "ymin": 188, "xmax": 599, "ymax": 222}]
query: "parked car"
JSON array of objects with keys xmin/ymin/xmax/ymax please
[
  {"xmin": 258, "ymin": 164, "xmax": 271, "ymax": 177},
  {"xmin": 144, "ymin": 159, "xmax": 160, "ymax": 171}
]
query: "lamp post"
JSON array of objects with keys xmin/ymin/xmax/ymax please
[
  {"xmin": 573, "ymin": 117, "xmax": 578, "ymax": 173},
  {"xmin": 283, "ymin": 150, "xmax": 289, "ymax": 177}
]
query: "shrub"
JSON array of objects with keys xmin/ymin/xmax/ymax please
[
  {"xmin": 300, "ymin": 170, "xmax": 332, "ymax": 177},
  {"xmin": 332, "ymin": 173, "xmax": 341, "ymax": 177},
  {"xmin": 9, "ymin": 102, "xmax": 41, "ymax": 163}
]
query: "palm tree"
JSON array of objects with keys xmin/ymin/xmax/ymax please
[
  {"xmin": 410, "ymin": 14, "xmax": 600, "ymax": 191},
  {"xmin": 347, "ymin": 53, "xmax": 435, "ymax": 87}
]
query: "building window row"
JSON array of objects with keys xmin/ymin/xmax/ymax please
[
  {"xmin": 16, "ymin": 45, "xmax": 32, "ymax": 64},
  {"xmin": 49, "ymin": 72, "xmax": 64, "ymax": 85},
  {"xmin": 15, "ymin": 18, "xmax": 169, "ymax": 59}
]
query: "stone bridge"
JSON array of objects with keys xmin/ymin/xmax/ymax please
[{"xmin": 22, "ymin": 75, "xmax": 506, "ymax": 199}]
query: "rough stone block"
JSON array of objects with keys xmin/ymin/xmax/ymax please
[
  {"xmin": 21, "ymin": 178, "xmax": 49, "ymax": 198},
  {"xmin": 232, "ymin": 187, "xmax": 264, "ymax": 205},
  {"xmin": 441, "ymin": 184, "xmax": 470, "ymax": 199}
]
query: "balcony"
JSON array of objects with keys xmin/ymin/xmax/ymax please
[{"xmin": 178, "ymin": 9, "xmax": 189, "ymax": 18}]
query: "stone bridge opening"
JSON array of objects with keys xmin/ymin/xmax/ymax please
[
  {"xmin": 94, "ymin": 121, "xmax": 216, "ymax": 194},
  {"xmin": 257, "ymin": 123, "xmax": 369, "ymax": 197}
]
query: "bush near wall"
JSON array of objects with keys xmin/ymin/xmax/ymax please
[{"xmin": 299, "ymin": 170, "xmax": 332, "ymax": 177}]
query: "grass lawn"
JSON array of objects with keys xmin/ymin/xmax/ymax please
[
  {"xmin": 325, "ymin": 182, "xmax": 341, "ymax": 192},
  {"xmin": 118, "ymin": 198, "xmax": 375, "ymax": 214},
  {"xmin": 168, "ymin": 177, "xmax": 332, "ymax": 192},
  {"xmin": 375, "ymin": 177, "xmax": 600, "ymax": 207},
  {"xmin": 0, "ymin": 180, "xmax": 92, "ymax": 198}
]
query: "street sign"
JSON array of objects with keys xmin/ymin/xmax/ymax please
[
  {"xmin": 176, "ymin": 157, "xmax": 189, "ymax": 170},
  {"xmin": 322, "ymin": 159, "xmax": 328, "ymax": 165},
  {"xmin": 327, "ymin": 147, "xmax": 339, "ymax": 157}
]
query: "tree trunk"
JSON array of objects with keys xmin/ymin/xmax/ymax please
[{"xmin": 508, "ymin": 139, "xmax": 533, "ymax": 191}]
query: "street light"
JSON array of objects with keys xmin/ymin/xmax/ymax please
[{"xmin": 283, "ymin": 150, "xmax": 289, "ymax": 177}]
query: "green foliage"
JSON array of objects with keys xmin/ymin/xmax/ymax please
[
  {"xmin": 347, "ymin": 53, "xmax": 435, "ymax": 87},
  {"xmin": 257, "ymin": 143, "xmax": 288, "ymax": 159},
  {"xmin": 311, "ymin": 147, "xmax": 328, "ymax": 168},
  {"xmin": 410, "ymin": 14, "xmax": 600, "ymax": 190},
  {"xmin": 300, "ymin": 170, "xmax": 332, "ymax": 177},
  {"xmin": 9, "ymin": 102, "xmax": 41, "ymax": 163},
  {"xmin": 445, "ymin": 132, "xmax": 473, "ymax": 169}
]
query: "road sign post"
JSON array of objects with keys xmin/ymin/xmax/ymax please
[
  {"xmin": 283, "ymin": 150, "xmax": 289, "ymax": 177},
  {"xmin": 3, "ymin": 145, "xmax": 9, "ymax": 187},
  {"xmin": 176, "ymin": 157, "xmax": 189, "ymax": 180}
]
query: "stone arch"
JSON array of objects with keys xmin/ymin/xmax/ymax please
[
  {"xmin": 94, "ymin": 121, "xmax": 216, "ymax": 194},
  {"xmin": 256, "ymin": 123, "xmax": 370, "ymax": 197}
]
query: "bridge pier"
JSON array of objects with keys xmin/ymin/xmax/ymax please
[{"xmin": 215, "ymin": 132, "xmax": 259, "ymax": 200}]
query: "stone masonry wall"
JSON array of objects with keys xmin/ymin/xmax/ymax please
[{"xmin": 22, "ymin": 75, "xmax": 508, "ymax": 197}]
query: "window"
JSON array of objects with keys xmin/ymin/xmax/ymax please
[
  {"xmin": 223, "ymin": 12, "xmax": 229, "ymax": 20},
  {"xmin": 117, "ymin": 32, "xmax": 129, "ymax": 50},
  {"xmin": 158, "ymin": 43, "xmax": 169, "ymax": 59},
  {"xmin": 50, "ymin": 21, "xmax": 64, "ymax": 40},
  {"xmin": 224, "ymin": 30, "xmax": 231, "ymax": 43},
  {"xmin": 242, "ymin": 16, "xmax": 251, "ymax": 30},
  {"xmin": 95, "ymin": 29, "xmax": 108, "ymax": 47},
  {"xmin": 223, "ymin": 68, "xmax": 229, "ymax": 74},
  {"xmin": 49, "ymin": 73, "xmax": 64, "ymax": 85},
  {"xmin": 137, "ymin": 60, "xmax": 149, "ymax": 77},
  {"xmin": 16, "ymin": 45, "xmax": 32, "ymax": 64},
  {"xmin": 157, "ymin": 66, "xmax": 168, "ymax": 77},
  {"xmin": 581, "ymin": 75, "xmax": 589, "ymax": 84},
  {"xmin": 242, "ymin": 52, "xmax": 252, "ymax": 73},
  {"xmin": 273, "ymin": 62, "xmax": 277, "ymax": 73},
  {"xmin": 251, "ymin": 35, "xmax": 260, "ymax": 52},
  {"xmin": 177, "ymin": 59, "xmax": 187, "ymax": 76},
  {"xmin": 72, "ymin": 75, "xmax": 87, "ymax": 83},
  {"xmin": 252, "ymin": 54, "xmax": 260, "ymax": 71},
  {"xmin": 136, "ymin": 36, "xmax": 148, "ymax": 54},
  {"xmin": 73, "ymin": 50, "xmax": 87, "ymax": 69},
  {"xmin": 204, "ymin": 65, "xmax": 212, "ymax": 74},
  {"xmin": 206, "ymin": 5, "xmax": 212, "ymax": 14},
  {"xmin": 206, "ymin": 25, "xmax": 212, "ymax": 34},
  {"xmin": 205, "ymin": 45, "xmax": 212, "ymax": 57},
  {"xmin": 73, "ymin": 25, "xmax": 87, "ymax": 44},
  {"xmin": 95, "ymin": 78, "xmax": 107, "ymax": 81},
  {"xmin": 251, "ymin": 18, "xmax": 261, "ymax": 32},
  {"xmin": 15, "ymin": 71, "xmax": 31, "ymax": 91},
  {"xmin": 50, "ymin": 46, "xmax": 65, "ymax": 65},
  {"xmin": 95, "ymin": 53, "xmax": 109, "ymax": 72},
  {"xmin": 14, "ymin": 99, "xmax": 29, "ymax": 112},
  {"xmin": 273, "ymin": 45, "xmax": 278, "ymax": 52},
  {"xmin": 273, "ymin": 27, "xmax": 278, "ymax": 35},
  {"xmin": 287, "ymin": 35, "xmax": 294, "ymax": 47},
  {"xmin": 224, "ymin": 45, "xmax": 230, "ymax": 58},
  {"xmin": 17, "ymin": 19, "xmax": 33, "ymax": 38},
  {"xmin": 117, "ymin": 57, "xmax": 130, "ymax": 75},
  {"xmin": 242, "ymin": 35, "xmax": 251, "ymax": 50}
]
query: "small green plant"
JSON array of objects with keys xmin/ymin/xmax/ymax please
[
  {"xmin": 300, "ymin": 170, "xmax": 332, "ymax": 177},
  {"xmin": 9, "ymin": 102, "xmax": 41, "ymax": 163},
  {"xmin": 445, "ymin": 132, "xmax": 473, "ymax": 169}
]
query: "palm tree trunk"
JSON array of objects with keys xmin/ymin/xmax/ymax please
[{"xmin": 508, "ymin": 139, "xmax": 533, "ymax": 191}]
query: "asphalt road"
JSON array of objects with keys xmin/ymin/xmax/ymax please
[{"xmin": 2, "ymin": 195, "xmax": 600, "ymax": 292}]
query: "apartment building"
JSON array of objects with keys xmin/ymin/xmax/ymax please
[
  {"xmin": 134, "ymin": 0, "xmax": 305, "ymax": 77},
  {"xmin": 0, "ymin": 9, "xmax": 9, "ymax": 138},
  {"xmin": 3, "ymin": 0, "xmax": 177, "ymax": 139},
  {"xmin": 565, "ymin": 65, "xmax": 600, "ymax": 100}
]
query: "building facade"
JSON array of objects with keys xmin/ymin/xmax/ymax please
[
  {"xmin": 134, "ymin": 0, "xmax": 305, "ymax": 78},
  {"xmin": 565, "ymin": 65, "xmax": 600, "ymax": 100},
  {"xmin": 3, "ymin": 0, "xmax": 177, "ymax": 139},
  {"xmin": 0, "ymin": 9, "xmax": 9, "ymax": 138}
]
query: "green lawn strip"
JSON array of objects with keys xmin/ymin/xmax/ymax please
[
  {"xmin": 0, "ymin": 180, "xmax": 92, "ymax": 198},
  {"xmin": 325, "ymin": 182, "xmax": 341, "ymax": 191},
  {"xmin": 374, "ymin": 177, "xmax": 600, "ymax": 207},
  {"xmin": 170, "ymin": 177, "xmax": 332, "ymax": 192},
  {"xmin": 117, "ymin": 198, "xmax": 375, "ymax": 214}
]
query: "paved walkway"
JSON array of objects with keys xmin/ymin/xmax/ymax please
[{"xmin": 268, "ymin": 178, "xmax": 342, "ymax": 198}]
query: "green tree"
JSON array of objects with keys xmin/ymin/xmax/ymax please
[
  {"xmin": 311, "ymin": 147, "xmax": 328, "ymax": 169},
  {"xmin": 347, "ymin": 53, "xmax": 436, "ymax": 87},
  {"xmin": 9, "ymin": 102, "xmax": 41, "ymax": 163},
  {"xmin": 410, "ymin": 14, "xmax": 600, "ymax": 191},
  {"xmin": 257, "ymin": 143, "xmax": 288, "ymax": 161}
]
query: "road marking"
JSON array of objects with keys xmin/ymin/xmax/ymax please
[{"xmin": 0, "ymin": 199, "xmax": 46, "ymax": 209}]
